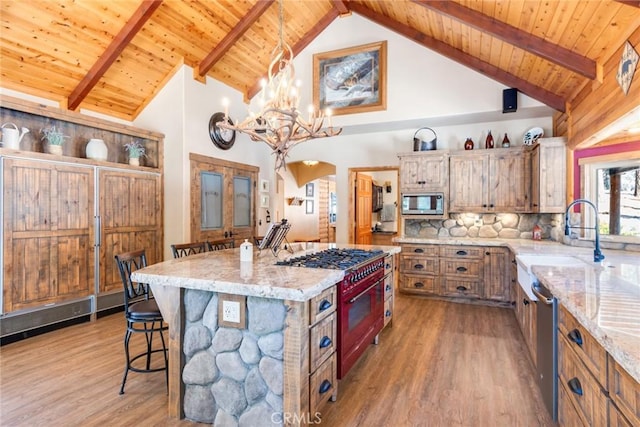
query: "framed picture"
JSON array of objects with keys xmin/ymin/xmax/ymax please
[
  {"xmin": 260, "ymin": 194, "xmax": 269, "ymax": 208},
  {"xmin": 313, "ymin": 41, "xmax": 387, "ymax": 116},
  {"xmin": 306, "ymin": 183, "xmax": 314, "ymax": 197},
  {"xmin": 306, "ymin": 200, "xmax": 314, "ymax": 214},
  {"xmin": 260, "ymin": 179, "xmax": 270, "ymax": 193},
  {"xmin": 616, "ymin": 41, "xmax": 639, "ymax": 95}
]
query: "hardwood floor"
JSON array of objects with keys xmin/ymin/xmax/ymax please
[{"xmin": 0, "ymin": 295, "xmax": 554, "ymax": 426}]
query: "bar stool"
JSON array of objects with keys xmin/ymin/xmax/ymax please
[
  {"xmin": 170, "ymin": 241, "xmax": 212, "ymax": 258},
  {"xmin": 114, "ymin": 249, "xmax": 168, "ymax": 395},
  {"xmin": 209, "ymin": 238, "xmax": 235, "ymax": 251}
]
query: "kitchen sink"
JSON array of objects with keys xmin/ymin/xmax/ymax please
[{"xmin": 515, "ymin": 254, "xmax": 587, "ymax": 301}]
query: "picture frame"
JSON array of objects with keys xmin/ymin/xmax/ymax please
[
  {"xmin": 260, "ymin": 194, "xmax": 269, "ymax": 208},
  {"xmin": 306, "ymin": 183, "xmax": 314, "ymax": 197},
  {"xmin": 313, "ymin": 41, "xmax": 387, "ymax": 116},
  {"xmin": 616, "ymin": 41, "xmax": 639, "ymax": 95},
  {"xmin": 260, "ymin": 179, "xmax": 270, "ymax": 193},
  {"xmin": 306, "ymin": 200, "xmax": 314, "ymax": 214}
]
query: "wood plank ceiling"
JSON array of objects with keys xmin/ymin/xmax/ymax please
[{"xmin": 1, "ymin": 0, "xmax": 639, "ymax": 122}]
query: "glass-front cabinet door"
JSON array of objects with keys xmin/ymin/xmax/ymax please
[{"xmin": 191, "ymin": 154, "xmax": 258, "ymax": 246}]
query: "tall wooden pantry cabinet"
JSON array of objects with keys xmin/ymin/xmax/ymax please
[{"xmin": 1, "ymin": 96, "xmax": 164, "ymax": 337}]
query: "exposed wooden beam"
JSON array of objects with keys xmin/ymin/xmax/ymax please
[
  {"xmin": 332, "ymin": 0, "xmax": 350, "ymax": 16},
  {"xmin": 67, "ymin": 0, "xmax": 162, "ymax": 111},
  {"xmin": 615, "ymin": 0, "xmax": 640, "ymax": 7},
  {"xmin": 350, "ymin": 2, "xmax": 566, "ymax": 112},
  {"xmin": 198, "ymin": 0, "xmax": 275, "ymax": 78},
  {"xmin": 412, "ymin": 0, "xmax": 597, "ymax": 80},
  {"xmin": 246, "ymin": 7, "xmax": 340, "ymax": 101}
]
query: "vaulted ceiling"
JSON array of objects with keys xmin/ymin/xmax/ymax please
[{"xmin": 1, "ymin": 0, "xmax": 639, "ymax": 122}]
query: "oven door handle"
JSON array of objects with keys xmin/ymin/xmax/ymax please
[
  {"xmin": 532, "ymin": 284, "xmax": 554, "ymax": 305},
  {"xmin": 348, "ymin": 278, "xmax": 383, "ymax": 304}
]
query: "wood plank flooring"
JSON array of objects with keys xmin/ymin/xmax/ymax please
[{"xmin": 1, "ymin": 294, "xmax": 554, "ymax": 426}]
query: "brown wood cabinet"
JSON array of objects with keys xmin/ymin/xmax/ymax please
[
  {"xmin": 449, "ymin": 149, "xmax": 528, "ymax": 212},
  {"xmin": 558, "ymin": 305, "xmax": 639, "ymax": 427},
  {"xmin": 1, "ymin": 97, "xmax": 164, "ymax": 336},
  {"xmin": 398, "ymin": 243, "xmax": 511, "ymax": 304},
  {"xmin": 513, "ymin": 278, "xmax": 537, "ymax": 366},
  {"xmin": 398, "ymin": 151, "xmax": 449, "ymax": 193},
  {"xmin": 529, "ymin": 137, "xmax": 567, "ymax": 213}
]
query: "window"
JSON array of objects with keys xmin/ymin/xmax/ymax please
[{"xmin": 582, "ymin": 154, "xmax": 640, "ymax": 241}]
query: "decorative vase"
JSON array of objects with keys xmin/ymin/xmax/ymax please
[
  {"xmin": 86, "ymin": 138, "xmax": 108, "ymax": 161},
  {"xmin": 502, "ymin": 133, "xmax": 511, "ymax": 148},
  {"xmin": 464, "ymin": 137, "xmax": 474, "ymax": 150},
  {"xmin": 129, "ymin": 157, "xmax": 140, "ymax": 166},
  {"xmin": 485, "ymin": 131, "xmax": 494, "ymax": 149},
  {"xmin": 47, "ymin": 144, "xmax": 63, "ymax": 155}
]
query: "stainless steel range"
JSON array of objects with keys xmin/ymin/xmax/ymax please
[{"xmin": 277, "ymin": 248, "xmax": 386, "ymax": 378}]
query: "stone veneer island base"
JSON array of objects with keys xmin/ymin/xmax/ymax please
[{"xmin": 133, "ymin": 243, "xmax": 399, "ymax": 426}]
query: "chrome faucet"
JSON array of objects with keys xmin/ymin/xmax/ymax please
[{"xmin": 565, "ymin": 199, "xmax": 605, "ymax": 262}]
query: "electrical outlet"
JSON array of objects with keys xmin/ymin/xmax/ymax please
[{"xmin": 222, "ymin": 300, "xmax": 241, "ymax": 323}]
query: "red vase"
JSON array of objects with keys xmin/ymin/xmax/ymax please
[
  {"xmin": 485, "ymin": 131, "xmax": 494, "ymax": 149},
  {"xmin": 502, "ymin": 133, "xmax": 510, "ymax": 148},
  {"xmin": 464, "ymin": 137, "xmax": 474, "ymax": 150}
]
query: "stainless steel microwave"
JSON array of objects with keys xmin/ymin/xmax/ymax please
[{"xmin": 401, "ymin": 192, "xmax": 444, "ymax": 215}]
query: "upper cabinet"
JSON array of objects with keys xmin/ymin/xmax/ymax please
[
  {"xmin": 398, "ymin": 151, "xmax": 449, "ymax": 193},
  {"xmin": 449, "ymin": 149, "xmax": 528, "ymax": 213},
  {"xmin": 529, "ymin": 138, "xmax": 567, "ymax": 213}
]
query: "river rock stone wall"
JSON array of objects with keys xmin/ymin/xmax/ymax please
[
  {"xmin": 404, "ymin": 213, "xmax": 564, "ymax": 241},
  {"xmin": 182, "ymin": 289, "xmax": 285, "ymax": 426}
]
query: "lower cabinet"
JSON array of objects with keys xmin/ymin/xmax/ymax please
[
  {"xmin": 382, "ymin": 253, "xmax": 395, "ymax": 329},
  {"xmin": 513, "ymin": 278, "xmax": 537, "ymax": 367},
  {"xmin": 558, "ymin": 305, "xmax": 639, "ymax": 427},
  {"xmin": 398, "ymin": 243, "xmax": 510, "ymax": 303}
]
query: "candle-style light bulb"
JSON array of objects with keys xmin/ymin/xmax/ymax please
[
  {"xmin": 307, "ymin": 105, "xmax": 314, "ymax": 122},
  {"xmin": 326, "ymin": 108, "xmax": 333, "ymax": 128},
  {"xmin": 222, "ymin": 97, "xmax": 229, "ymax": 118}
]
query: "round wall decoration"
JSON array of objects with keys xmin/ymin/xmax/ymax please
[{"xmin": 209, "ymin": 112, "xmax": 236, "ymax": 150}]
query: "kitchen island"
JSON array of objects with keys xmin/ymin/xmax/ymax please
[{"xmin": 131, "ymin": 242, "xmax": 400, "ymax": 426}]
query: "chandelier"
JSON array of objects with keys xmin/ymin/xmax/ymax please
[{"xmin": 218, "ymin": 0, "xmax": 341, "ymax": 171}]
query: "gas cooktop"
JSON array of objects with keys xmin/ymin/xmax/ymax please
[{"xmin": 276, "ymin": 248, "xmax": 384, "ymax": 270}]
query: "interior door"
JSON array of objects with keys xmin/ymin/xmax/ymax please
[
  {"xmin": 190, "ymin": 154, "xmax": 258, "ymax": 246},
  {"xmin": 355, "ymin": 173, "xmax": 372, "ymax": 245}
]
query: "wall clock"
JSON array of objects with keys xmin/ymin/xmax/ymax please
[
  {"xmin": 209, "ymin": 112, "xmax": 236, "ymax": 150},
  {"xmin": 616, "ymin": 41, "xmax": 639, "ymax": 96}
]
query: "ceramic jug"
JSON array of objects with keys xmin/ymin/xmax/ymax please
[{"xmin": 1, "ymin": 123, "xmax": 29, "ymax": 150}]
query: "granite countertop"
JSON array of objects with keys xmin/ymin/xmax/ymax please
[
  {"xmin": 394, "ymin": 235, "xmax": 640, "ymax": 383},
  {"xmin": 132, "ymin": 243, "xmax": 401, "ymax": 302},
  {"xmin": 531, "ymin": 252, "xmax": 640, "ymax": 384}
]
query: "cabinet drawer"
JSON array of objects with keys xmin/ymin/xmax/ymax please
[
  {"xmin": 400, "ymin": 274, "xmax": 439, "ymax": 294},
  {"xmin": 440, "ymin": 246, "xmax": 484, "ymax": 259},
  {"xmin": 401, "ymin": 244, "xmax": 439, "ymax": 256},
  {"xmin": 310, "ymin": 312, "xmax": 336, "ymax": 372},
  {"xmin": 558, "ymin": 378, "xmax": 588, "ymax": 427},
  {"xmin": 309, "ymin": 286, "xmax": 336, "ymax": 325},
  {"xmin": 310, "ymin": 353, "xmax": 337, "ymax": 415},
  {"xmin": 384, "ymin": 298, "xmax": 393, "ymax": 328},
  {"xmin": 384, "ymin": 254, "xmax": 394, "ymax": 276},
  {"xmin": 609, "ymin": 356, "xmax": 640, "ymax": 426},
  {"xmin": 383, "ymin": 274, "xmax": 393, "ymax": 300},
  {"xmin": 439, "ymin": 258, "xmax": 482, "ymax": 278},
  {"xmin": 610, "ymin": 400, "xmax": 634, "ymax": 427},
  {"xmin": 558, "ymin": 334, "xmax": 608, "ymax": 427},
  {"xmin": 400, "ymin": 255, "xmax": 438, "ymax": 275},
  {"xmin": 441, "ymin": 278, "xmax": 482, "ymax": 298},
  {"xmin": 558, "ymin": 305, "xmax": 607, "ymax": 386}
]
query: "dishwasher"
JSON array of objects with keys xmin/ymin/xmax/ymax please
[{"xmin": 532, "ymin": 280, "xmax": 558, "ymax": 422}]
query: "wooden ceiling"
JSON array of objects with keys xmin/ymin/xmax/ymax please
[{"xmin": 1, "ymin": 0, "xmax": 639, "ymax": 122}]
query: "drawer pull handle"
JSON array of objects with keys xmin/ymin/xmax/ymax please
[
  {"xmin": 456, "ymin": 286, "xmax": 468, "ymax": 291},
  {"xmin": 385, "ymin": 310, "xmax": 392, "ymax": 317},
  {"xmin": 319, "ymin": 336, "xmax": 332, "ymax": 349},
  {"xmin": 456, "ymin": 250, "xmax": 468, "ymax": 256},
  {"xmin": 319, "ymin": 300, "xmax": 332, "ymax": 312},
  {"xmin": 456, "ymin": 266, "xmax": 467, "ymax": 272},
  {"xmin": 568, "ymin": 329, "xmax": 583, "ymax": 346},
  {"xmin": 414, "ymin": 264, "xmax": 424, "ymax": 269},
  {"xmin": 385, "ymin": 263, "xmax": 391, "ymax": 269},
  {"xmin": 567, "ymin": 378, "xmax": 583, "ymax": 396},
  {"xmin": 414, "ymin": 248, "xmax": 424, "ymax": 253},
  {"xmin": 523, "ymin": 299, "xmax": 529, "ymax": 306},
  {"xmin": 414, "ymin": 282, "xmax": 424, "ymax": 288},
  {"xmin": 385, "ymin": 284, "xmax": 392, "ymax": 291},
  {"xmin": 319, "ymin": 379, "xmax": 332, "ymax": 394}
]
